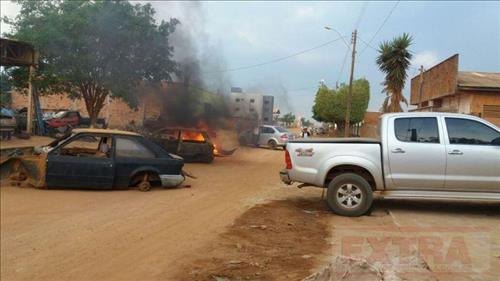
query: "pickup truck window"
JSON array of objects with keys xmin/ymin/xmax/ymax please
[
  {"xmin": 115, "ymin": 137, "xmax": 155, "ymax": 158},
  {"xmin": 445, "ymin": 118, "xmax": 500, "ymax": 145},
  {"xmin": 394, "ymin": 117, "xmax": 439, "ymax": 143}
]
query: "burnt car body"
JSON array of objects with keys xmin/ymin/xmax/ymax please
[
  {"xmin": 149, "ymin": 127, "xmax": 215, "ymax": 163},
  {"xmin": 1, "ymin": 128, "xmax": 185, "ymax": 191}
]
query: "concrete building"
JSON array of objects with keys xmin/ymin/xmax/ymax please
[
  {"xmin": 410, "ymin": 54, "xmax": 500, "ymax": 126},
  {"xmin": 228, "ymin": 88, "xmax": 274, "ymax": 124}
]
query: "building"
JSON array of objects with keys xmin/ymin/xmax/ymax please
[
  {"xmin": 359, "ymin": 111, "xmax": 381, "ymax": 138},
  {"xmin": 410, "ymin": 54, "xmax": 500, "ymax": 125},
  {"xmin": 228, "ymin": 88, "xmax": 274, "ymax": 124}
]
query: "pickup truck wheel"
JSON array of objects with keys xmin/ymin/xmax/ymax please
[{"xmin": 326, "ymin": 173, "xmax": 373, "ymax": 217}]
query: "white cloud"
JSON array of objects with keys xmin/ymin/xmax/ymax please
[
  {"xmin": 295, "ymin": 6, "xmax": 315, "ymax": 19},
  {"xmin": 411, "ymin": 51, "xmax": 439, "ymax": 69},
  {"xmin": 235, "ymin": 29, "xmax": 261, "ymax": 47}
]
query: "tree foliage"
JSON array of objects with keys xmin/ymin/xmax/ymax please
[
  {"xmin": 312, "ymin": 78, "xmax": 370, "ymax": 127},
  {"xmin": 279, "ymin": 112, "xmax": 296, "ymax": 127},
  {"xmin": 376, "ymin": 33, "xmax": 413, "ymax": 112},
  {"xmin": 4, "ymin": 0, "xmax": 179, "ymax": 125},
  {"xmin": 300, "ymin": 117, "xmax": 312, "ymax": 127},
  {"xmin": 0, "ymin": 71, "xmax": 12, "ymax": 105}
]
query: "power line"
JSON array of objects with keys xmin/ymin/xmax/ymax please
[
  {"xmin": 203, "ymin": 36, "xmax": 347, "ymax": 74},
  {"xmin": 336, "ymin": 47, "xmax": 350, "ymax": 86},
  {"xmin": 354, "ymin": 1, "xmax": 369, "ymax": 30},
  {"xmin": 359, "ymin": 0, "xmax": 400, "ymax": 54},
  {"xmin": 357, "ymin": 36, "xmax": 378, "ymax": 52}
]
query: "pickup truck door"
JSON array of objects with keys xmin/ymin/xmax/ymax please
[
  {"xmin": 386, "ymin": 116, "xmax": 446, "ymax": 190},
  {"xmin": 442, "ymin": 117, "xmax": 500, "ymax": 192}
]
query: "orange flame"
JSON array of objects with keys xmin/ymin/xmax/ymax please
[
  {"xmin": 213, "ymin": 143, "xmax": 219, "ymax": 156},
  {"xmin": 181, "ymin": 131, "xmax": 205, "ymax": 142}
]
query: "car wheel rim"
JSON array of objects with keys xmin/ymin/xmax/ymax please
[{"xmin": 336, "ymin": 183, "xmax": 362, "ymax": 209}]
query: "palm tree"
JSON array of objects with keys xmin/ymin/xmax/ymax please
[{"xmin": 376, "ymin": 33, "xmax": 413, "ymax": 112}]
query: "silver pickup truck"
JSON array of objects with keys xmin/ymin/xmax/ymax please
[{"xmin": 280, "ymin": 112, "xmax": 500, "ymax": 216}]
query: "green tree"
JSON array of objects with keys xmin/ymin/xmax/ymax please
[
  {"xmin": 279, "ymin": 112, "xmax": 296, "ymax": 127},
  {"xmin": 376, "ymin": 33, "xmax": 413, "ymax": 112},
  {"xmin": 4, "ymin": 0, "xmax": 178, "ymax": 126},
  {"xmin": 0, "ymin": 71, "xmax": 12, "ymax": 106},
  {"xmin": 312, "ymin": 84, "xmax": 333, "ymax": 122},
  {"xmin": 300, "ymin": 117, "xmax": 312, "ymax": 127},
  {"xmin": 312, "ymin": 79, "xmax": 370, "ymax": 133}
]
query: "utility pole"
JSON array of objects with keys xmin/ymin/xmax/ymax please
[
  {"xmin": 344, "ymin": 29, "xmax": 357, "ymax": 137},
  {"xmin": 417, "ymin": 65, "xmax": 425, "ymax": 109}
]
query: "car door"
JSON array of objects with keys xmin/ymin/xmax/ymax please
[
  {"xmin": 153, "ymin": 129, "xmax": 180, "ymax": 154},
  {"xmin": 258, "ymin": 126, "xmax": 273, "ymax": 145},
  {"xmin": 45, "ymin": 134, "xmax": 115, "ymax": 189},
  {"xmin": 443, "ymin": 117, "xmax": 500, "ymax": 192},
  {"xmin": 112, "ymin": 135, "xmax": 162, "ymax": 187},
  {"xmin": 386, "ymin": 116, "xmax": 446, "ymax": 190}
]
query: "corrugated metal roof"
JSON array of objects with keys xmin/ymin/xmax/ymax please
[{"xmin": 457, "ymin": 71, "xmax": 500, "ymax": 89}]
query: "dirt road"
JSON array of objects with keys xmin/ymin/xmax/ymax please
[
  {"xmin": 2, "ymin": 146, "xmax": 499, "ymax": 281},
  {"xmin": 1, "ymin": 147, "xmax": 308, "ymax": 281}
]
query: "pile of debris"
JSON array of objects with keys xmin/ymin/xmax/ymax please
[{"xmin": 303, "ymin": 255, "xmax": 437, "ymax": 281}]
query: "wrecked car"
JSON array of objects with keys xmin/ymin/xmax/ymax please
[
  {"xmin": 1, "ymin": 128, "xmax": 185, "ymax": 191},
  {"xmin": 149, "ymin": 127, "xmax": 216, "ymax": 163},
  {"xmin": 44, "ymin": 110, "xmax": 106, "ymax": 136}
]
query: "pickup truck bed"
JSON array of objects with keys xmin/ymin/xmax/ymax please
[
  {"xmin": 288, "ymin": 137, "xmax": 380, "ymax": 144},
  {"xmin": 283, "ymin": 138, "xmax": 384, "ymax": 191}
]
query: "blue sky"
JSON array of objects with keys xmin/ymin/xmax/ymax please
[{"xmin": 2, "ymin": 1, "xmax": 499, "ymax": 119}]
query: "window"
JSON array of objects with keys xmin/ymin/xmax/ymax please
[
  {"xmin": 250, "ymin": 99, "xmax": 255, "ymax": 103},
  {"xmin": 249, "ymin": 107, "xmax": 255, "ymax": 112},
  {"xmin": 264, "ymin": 100, "xmax": 270, "ymax": 104},
  {"xmin": 235, "ymin": 107, "xmax": 240, "ymax": 112},
  {"xmin": 433, "ymin": 99, "xmax": 442, "ymax": 108},
  {"xmin": 115, "ymin": 137, "xmax": 155, "ymax": 158},
  {"xmin": 263, "ymin": 117, "xmax": 269, "ymax": 122},
  {"xmin": 260, "ymin": 127, "xmax": 274, "ymax": 134},
  {"xmin": 235, "ymin": 98, "xmax": 240, "ymax": 102},
  {"xmin": 445, "ymin": 118, "xmax": 500, "ymax": 145},
  {"xmin": 159, "ymin": 129, "xmax": 180, "ymax": 141},
  {"xmin": 59, "ymin": 134, "xmax": 112, "ymax": 158},
  {"xmin": 275, "ymin": 127, "xmax": 288, "ymax": 133},
  {"xmin": 394, "ymin": 117, "xmax": 439, "ymax": 143}
]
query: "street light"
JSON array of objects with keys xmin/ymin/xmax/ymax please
[
  {"xmin": 324, "ymin": 26, "xmax": 356, "ymax": 137},
  {"xmin": 324, "ymin": 26, "xmax": 350, "ymax": 49}
]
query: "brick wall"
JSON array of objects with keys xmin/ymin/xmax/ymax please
[
  {"xmin": 11, "ymin": 91, "xmax": 162, "ymax": 129},
  {"xmin": 359, "ymin": 111, "xmax": 381, "ymax": 138}
]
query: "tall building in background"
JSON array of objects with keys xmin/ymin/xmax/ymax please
[{"xmin": 228, "ymin": 88, "xmax": 274, "ymax": 124}]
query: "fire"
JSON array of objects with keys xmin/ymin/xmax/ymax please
[
  {"xmin": 213, "ymin": 143, "xmax": 220, "ymax": 156},
  {"xmin": 181, "ymin": 131, "xmax": 206, "ymax": 142}
]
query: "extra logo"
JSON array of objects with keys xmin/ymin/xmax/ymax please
[{"xmin": 295, "ymin": 148, "xmax": 314, "ymax": 157}]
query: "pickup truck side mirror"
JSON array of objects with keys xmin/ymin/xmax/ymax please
[{"xmin": 491, "ymin": 137, "xmax": 500, "ymax": 146}]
